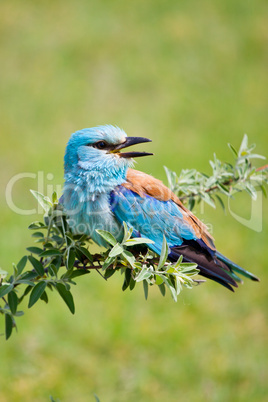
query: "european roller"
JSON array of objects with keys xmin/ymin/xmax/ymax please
[{"xmin": 63, "ymin": 125, "xmax": 259, "ymax": 291}]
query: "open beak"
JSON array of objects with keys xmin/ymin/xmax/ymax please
[{"xmin": 113, "ymin": 137, "xmax": 153, "ymax": 158}]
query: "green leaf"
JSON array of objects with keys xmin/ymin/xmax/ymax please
[
  {"xmin": 122, "ymin": 250, "xmax": 136, "ymax": 268},
  {"xmin": 16, "ymin": 279, "xmax": 35, "ymax": 286},
  {"xmin": 164, "ymin": 166, "xmax": 177, "ymax": 190},
  {"xmin": 228, "ymin": 143, "xmax": 238, "ymax": 157},
  {"xmin": 215, "ymin": 194, "xmax": 226, "ymax": 212},
  {"xmin": 30, "ymin": 190, "xmax": 52, "ymax": 212},
  {"xmin": 26, "ymin": 247, "xmax": 43, "ymax": 255},
  {"xmin": 158, "ymin": 283, "xmax": 166, "ymax": 297},
  {"xmin": 28, "ymin": 281, "xmax": 47, "ymax": 308},
  {"xmin": 66, "ymin": 248, "xmax": 76, "ymax": 270},
  {"xmin": 78, "ymin": 246, "xmax": 93, "ymax": 263},
  {"xmin": 39, "ymin": 249, "xmax": 62, "ymax": 257},
  {"xmin": 200, "ymin": 192, "xmax": 216, "ymax": 208},
  {"xmin": 188, "ymin": 197, "xmax": 195, "ymax": 211},
  {"xmin": 155, "ymin": 274, "xmax": 164, "ymax": 285},
  {"xmin": 17, "ymin": 256, "xmax": 28, "ymax": 275},
  {"xmin": 31, "ymin": 231, "xmax": 44, "ymax": 238},
  {"xmin": 104, "ymin": 267, "xmax": 117, "ymax": 279},
  {"xmin": 143, "ymin": 280, "xmax": 149, "ymax": 300},
  {"xmin": 8, "ymin": 291, "xmax": 18, "ymax": 314},
  {"xmin": 28, "ymin": 255, "xmax": 45, "ymax": 276},
  {"xmin": 17, "ymin": 285, "xmax": 33, "ymax": 304},
  {"xmin": 5, "ymin": 313, "xmax": 13, "ymax": 340},
  {"xmin": 238, "ymin": 134, "xmax": 248, "ymax": 155},
  {"xmin": 135, "ymin": 266, "xmax": 152, "ymax": 282},
  {"xmin": 70, "ymin": 269, "xmax": 90, "ymax": 279},
  {"xmin": 217, "ymin": 183, "xmax": 230, "ymax": 196},
  {"xmin": 158, "ymin": 235, "xmax": 169, "ymax": 269},
  {"xmin": 122, "ymin": 268, "xmax": 132, "ymax": 291},
  {"xmin": 168, "ymin": 282, "xmax": 177, "ymax": 302},
  {"xmin": 28, "ymin": 221, "xmax": 46, "ymax": 230},
  {"xmin": 95, "ymin": 229, "xmax": 117, "ymax": 246},
  {"xmin": 109, "ymin": 243, "xmax": 124, "ymax": 258},
  {"xmin": 122, "ymin": 221, "xmax": 133, "ymax": 243},
  {"xmin": 174, "ymin": 254, "xmax": 183, "ymax": 267},
  {"xmin": 55, "ymin": 283, "xmax": 75, "ymax": 314},
  {"xmin": 0, "ymin": 284, "xmax": 14, "ymax": 298},
  {"xmin": 52, "ymin": 191, "xmax": 58, "ymax": 204},
  {"xmin": 48, "ymin": 264, "xmax": 58, "ymax": 277},
  {"xmin": 102, "ymin": 257, "xmax": 115, "ymax": 271},
  {"xmin": 125, "ymin": 237, "xmax": 154, "ymax": 246},
  {"xmin": 19, "ymin": 271, "xmax": 38, "ymax": 281},
  {"xmin": 40, "ymin": 291, "xmax": 49, "ymax": 304},
  {"xmin": 241, "ymin": 153, "xmax": 265, "ymax": 161},
  {"xmin": 129, "ymin": 277, "xmax": 136, "ymax": 290}
]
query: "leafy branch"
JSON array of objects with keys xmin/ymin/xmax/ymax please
[
  {"xmin": 1, "ymin": 135, "xmax": 267, "ymax": 340},
  {"xmin": 0, "ymin": 194, "xmax": 199, "ymax": 340},
  {"xmin": 166, "ymin": 134, "xmax": 268, "ymax": 210}
]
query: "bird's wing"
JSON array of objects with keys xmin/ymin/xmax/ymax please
[
  {"xmin": 110, "ymin": 168, "xmax": 240, "ymax": 290},
  {"xmin": 111, "ymin": 169, "xmax": 200, "ymax": 253},
  {"xmin": 124, "ymin": 168, "xmax": 216, "ymax": 250}
]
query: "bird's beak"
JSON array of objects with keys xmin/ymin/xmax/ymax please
[{"xmin": 112, "ymin": 137, "xmax": 153, "ymax": 158}]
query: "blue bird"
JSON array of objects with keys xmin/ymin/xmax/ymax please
[{"xmin": 63, "ymin": 125, "xmax": 259, "ymax": 291}]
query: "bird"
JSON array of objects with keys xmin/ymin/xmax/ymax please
[{"xmin": 63, "ymin": 125, "xmax": 259, "ymax": 291}]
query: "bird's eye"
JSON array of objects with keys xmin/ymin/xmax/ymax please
[{"xmin": 93, "ymin": 141, "xmax": 107, "ymax": 150}]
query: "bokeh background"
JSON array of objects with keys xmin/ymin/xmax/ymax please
[{"xmin": 0, "ymin": 1, "xmax": 267, "ymax": 401}]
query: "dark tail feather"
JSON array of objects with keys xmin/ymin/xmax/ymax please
[
  {"xmin": 169, "ymin": 245, "xmax": 239, "ymax": 291},
  {"xmin": 216, "ymin": 251, "xmax": 260, "ymax": 282}
]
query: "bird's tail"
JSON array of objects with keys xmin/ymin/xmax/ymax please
[
  {"xmin": 169, "ymin": 245, "xmax": 259, "ymax": 291},
  {"xmin": 215, "ymin": 251, "xmax": 259, "ymax": 283}
]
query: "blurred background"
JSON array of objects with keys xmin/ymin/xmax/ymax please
[{"xmin": 0, "ymin": 1, "xmax": 267, "ymax": 401}]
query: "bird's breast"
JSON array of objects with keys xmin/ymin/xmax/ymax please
[{"xmin": 63, "ymin": 189, "xmax": 122, "ymax": 247}]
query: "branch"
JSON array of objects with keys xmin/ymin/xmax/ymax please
[{"xmin": 165, "ymin": 135, "xmax": 268, "ymax": 209}]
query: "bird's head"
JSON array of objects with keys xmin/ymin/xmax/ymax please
[{"xmin": 64, "ymin": 125, "xmax": 152, "ymax": 187}]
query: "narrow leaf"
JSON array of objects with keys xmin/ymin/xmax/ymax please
[
  {"xmin": 158, "ymin": 283, "xmax": 166, "ymax": 297},
  {"xmin": 8, "ymin": 291, "xmax": 18, "ymax": 314},
  {"xmin": 17, "ymin": 256, "xmax": 28, "ymax": 275},
  {"xmin": 5, "ymin": 313, "xmax": 13, "ymax": 340},
  {"xmin": 28, "ymin": 255, "xmax": 45, "ymax": 276},
  {"xmin": 95, "ymin": 229, "xmax": 117, "ymax": 246},
  {"xmin": 39, "ymin": 249, "xmax": 62, "ymax": 257},
  {"xmin": 102, "ymin": 256, "xmax": 115, "ymax": 271},
  {"xmin": 78, "ymin": 246, "xmax": 93, "ymax": 262},
  {"xmin": 143, "ymin": 280, "xmax": 149, "ymax": 300},
  {"xmin": 0, "ymin": 284, "xmax": 14, "ymax": 298},
  {"xmin": 122, "ymin": 268, "xmax": 132, "ymax": 291},
  {"xmin": 55, "ymin": 283, "xmax": 75, "ymax": 314},
  {"xmin": 40, "ymin": 291, "xmax": 49, "ymax": 304},
  {"xmin": 30, "ymin": 190, "xmax": 52, "ymax": 212},
  {"xmin": 125, "ymin": 237, "xmax": 154, "ymax": 246},
  {"xmin": 215, "ymin": 194, "xmax": 226, "ymax": 212},
  {"xmin": 109, "ymin": 243, "xmax": 124, "ymax": 258},
  {"xmin": 122, "ymin": 250, "xmax": 136, "ymax": 268},
  {"xmin": 66, "ymin": 248, "xmax": 76, "ymax": 270},
  {"xmin": 158, "ymin": 235, "xmax": 169, "ymax": 269},
  {"xmin": 228, "ymin": 143, "xmax": 238, "ymax": 157},
  {"xmin": 135, "ymin": 266, "xmax": 152, "ymax": 282},
  {"xmin": 28, "ymin": 281, "xmax": 47, "ymax": 308},
  {"xmin": 26, "ymin": 247, "xmax": 43, "ymax": 255}
]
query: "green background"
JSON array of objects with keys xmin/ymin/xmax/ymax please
[{"xmin": 0, "ymin": 1, "xmax": 267, "ymax": 401}]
